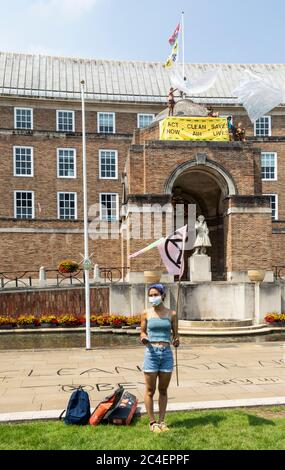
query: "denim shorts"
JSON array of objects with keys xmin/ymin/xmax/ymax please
[{"xmin": 143, "ymin": 344, "xmax": 174, "ymax": 373}]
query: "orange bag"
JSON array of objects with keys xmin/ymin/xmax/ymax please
[{"xmin": 89, "ymin": 386, "xmax": 124, "ymax": 426}]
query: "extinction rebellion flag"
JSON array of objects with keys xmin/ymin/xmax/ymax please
[
  {"xmin": 129, "ymin": 225, "xmax": 188, "ymax": 279},
  {"xmin": 158, "ymin": 225, "xmax": 188, "ymax": 279}
]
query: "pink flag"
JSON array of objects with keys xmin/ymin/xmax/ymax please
[
  {"xmin": 169, "ymin": 23, "xmax": 181, "ymax": 46},
  {"xmin": 158, "ymin": 225, "xmax": 188, "ymax": 279}
]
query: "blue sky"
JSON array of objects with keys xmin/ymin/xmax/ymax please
[{"xmin": 0, "ymin": 0, "xmax": 284, "ymax": 63}]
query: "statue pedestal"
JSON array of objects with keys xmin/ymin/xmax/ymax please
[{"xmin": 189, "ymin": 254, "xmax": 212, "ymax": 282}]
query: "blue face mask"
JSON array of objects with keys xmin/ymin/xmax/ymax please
[{"xmin": 149, "ymin": 296, "xmax": 163, "ymax": 307}]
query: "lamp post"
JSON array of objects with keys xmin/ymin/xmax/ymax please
[{"xmin": 81, "ymin": 80, "xmax": 91, "ymax": 350}]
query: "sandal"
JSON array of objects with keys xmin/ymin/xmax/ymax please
[
  {"xmin": 149, "ymin": 422, "xmax": 162, "ymax": 433},
  {"xmin": 159, "ymin": 422, "xmax": 170, "ymax": 432}
]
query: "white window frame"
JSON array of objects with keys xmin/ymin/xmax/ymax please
[
  {"xmin": 261, "ymin": 152, "xmax": 278, "ymax": 181},
  {"xmin": 57, "ymin": 192, "xmax": 78, "ymax": 220},
  {"xmin": 99, "ymin": 149, "xmax": 118, "ymax": 180},
  {"xmin": 264, "ymin": 193, "xmax": 278, "ymax": 221},
  {"xmin": 14, "ymin": 107, "xmax": 33, "ymax": 130},
  {"xmin": 137, "ymin": 113, "xmax": 155, "ymax": 129},
  {"xmin": 13, "ymin": 146, "xmax": 34, "ymax": 177},
  {"xmin": 254, "ymin": 116, "xmax": 272, "ymax": 137},
  {"xmin": 57, "ymin": 148, "xmax": 77, "ymax": 179},
  {"xmin": 100, "ymin": 193, "xmax": 119, "ymax": 222},
  {"xmin": 14, "ymin": 191, "xmax": 35, "ymax": 219},
  {"xmin": 56, "ymin": 110, "xmax": 75, "ymax": 132},
  {"xmin": 97, "ymin": 112, "xmax": 116, "ymax": 134}
]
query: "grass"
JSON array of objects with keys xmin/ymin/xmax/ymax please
[{"xmin": 0, "ymin": 408, "xmax": 284, "ymax": 450}]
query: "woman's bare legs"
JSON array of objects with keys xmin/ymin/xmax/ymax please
[
  {"xmin": 158, "ymin": 372, "xmax": 172, "ymax": 423},
  {"xmin": 144, "ymin": 372, "xmax": 158, "ymax": 423}
]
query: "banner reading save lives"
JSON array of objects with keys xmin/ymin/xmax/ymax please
[{"xmin": 159, "ymin": 117, "xmax": 230, "ymax": 142}]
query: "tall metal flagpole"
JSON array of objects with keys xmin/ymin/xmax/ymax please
[
  {"xmin": 182, "ymin": 11, "xmax": 185, "ymax": 80},
  {"xmin": 81, "ymin": 80, "xmax": 91, "ymax": 350}
]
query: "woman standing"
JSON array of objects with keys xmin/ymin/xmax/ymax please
[{"xmin": 140, "ymin": 284, "xmax": 180, "ymax": 433}]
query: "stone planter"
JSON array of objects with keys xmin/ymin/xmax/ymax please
[
  {"xmin": 17, "ymin": 325, "xmax": 36, "ymax": 329},
  {"xmin": 144, "ymin": 270, "xmax": 162, "ymax": 284},
  {"xmin": 40, "ymin": 323, "xmax": 58, "ymax": 329},
  {"xmin": 248, "ymin": 270, "xmax": 266, "ymax": 282}
]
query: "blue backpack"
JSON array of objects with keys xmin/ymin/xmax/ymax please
[{"xmin": 63, "ymin": 386, "xmax": 91, "ymax": 425}]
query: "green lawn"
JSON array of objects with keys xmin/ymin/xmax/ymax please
[{"xmin": 0, "ymin": 408, "xmax": 284, "ymax": 450}]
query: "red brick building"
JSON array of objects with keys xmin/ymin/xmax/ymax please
[{"xmin": 0, "ymin": 52, "xmax": 284, "ymax": 281}]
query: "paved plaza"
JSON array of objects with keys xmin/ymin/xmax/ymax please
[{"xmin": 0, "ymin": 341, "xmax": 285, "ymax": 421}]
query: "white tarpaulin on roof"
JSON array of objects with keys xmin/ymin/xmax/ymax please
[{"xmin": 232, "ymin": 70, "xmax": 285, "ymax": 123}]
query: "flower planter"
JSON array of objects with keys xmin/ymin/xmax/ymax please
[
  {"xmin": 248, "ymin": 270, "xmax": 266, "ymax": 282},
  {"xmin": 0, "ymin": 325, "xmax": 15, "ymax": 330},
  {"xmin": 144, "ymin": 270, "xmax": 162, "ymax": 284}
]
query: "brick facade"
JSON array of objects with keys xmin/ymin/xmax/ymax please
[{"xmin": 1, "ymin": 93, "xmax": 285, "ymax": 280}]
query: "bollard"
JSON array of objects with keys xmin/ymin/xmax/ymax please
[
  {"xmin": 93, "ymin": 264, "xmax": 101, "ymax": 283},
  {"xmin": 39, "ymin": 266, "xmax": 47, "ymax": 288}
]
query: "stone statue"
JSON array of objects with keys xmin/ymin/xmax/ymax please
[{"xmin": 193, "ymin": 215, "xmax": 212, "ymax": 255}]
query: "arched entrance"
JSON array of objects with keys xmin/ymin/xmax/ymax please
[{"xmin": 165, "ymin": 161, "xmax": 237, "ymax": 281}]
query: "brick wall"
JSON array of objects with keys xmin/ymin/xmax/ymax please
[
  {"xmin": 0, "ymin": 287, "xmax": 109, "ymax": 316},
  {"xmin": 224, "ymin": 196, "xmax": 273, "ymax": 272}
]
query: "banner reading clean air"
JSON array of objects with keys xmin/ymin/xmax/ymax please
[{"xmin": 160, "ymin": 117, "xmax": 230, "ymax": 142}]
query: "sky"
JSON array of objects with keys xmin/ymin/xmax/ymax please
[{"xmin": 0, "ymin": 0, "xmax": 284, "ymax": 63}]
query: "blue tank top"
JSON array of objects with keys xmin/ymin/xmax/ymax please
[{"xmin": 147, "ymin": 316, "xmax": 172, "ymax": 343}]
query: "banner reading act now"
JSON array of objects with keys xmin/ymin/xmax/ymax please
[{"xmin": 159, "ymin": 117, "xmax": 230, "ymax": 142}]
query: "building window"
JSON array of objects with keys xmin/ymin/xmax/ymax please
[
  {"xmin": 261, "ymin": 152, "xmax": 277, "ymax": 180},
  {"xmin": 14, "ymin": 108, "xmax": 33, "ymax": 130},
  {"xmin": 98, "ymin": 112, "xmax": 115, "ymax": 134},
  {"xmin": 13, "ymin": 147, "xmax": 34, "ymax": 177},
  {"xmin": 99, "ymin": 150, "xmax": 118, "ymax": 179},
  {"xmin": 138, "ymin": 114, "xmax": 155, "ymax": 129},
  {"xmin": 100, "ymin": 193, "xmax": 119, "ymax": 221},
  {"xmin": 57, "ymin": 149, "xmax": 76, "ymax": 178},
  {"xmin": 254, "ymin": 116, "xmax": 271, "ymax": 137},
  {"xmin": 14, "ymin": 191, "xmax": 34, "ymax": 219},
  {"xmin": 264, "ymin": 194, "xmax": 278, "ymax": 221},
  {"xmin": 57, "ymin": 110, "xmax": 75, "ymax": 132},
  {"xmin": 58, "ymin": 192, "xmax": 77, "ymax": 220}
]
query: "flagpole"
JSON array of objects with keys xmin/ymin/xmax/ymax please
[
  {"xmin": 182, "ymin": 11, "xmax": 185, "ymax": 80},
  {"xmin": 81, "ymin": 80, "xmax": 91, "ymax": 351}
]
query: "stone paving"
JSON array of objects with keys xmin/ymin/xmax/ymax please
[{"xmin": 0, "ymin": 341, "xmax": 285, "ymax": 416}]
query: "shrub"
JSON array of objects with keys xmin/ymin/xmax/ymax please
[
  {"xmin": 265, "ymin": 313, "xmax": 285, "ymax": 324},
  {"xmin": 0, "ymin": 316, "xmax": 17, "ymax": 327},
  {"xmin": 126, "ymin": 315, "xmax": 141, "ymax": 326},
  {"xmin": 39, "ymin": 315, "xmax": 59, "ymax": 326},
  {"xmin": 0, "ymin": 313, "xmax": 142, "ymax": 329},
  {"xmin": 16, "ymin": 315, "xmax": 40, "ymax": 326},
  {"xmin": 58, "ymin": 260, "xmax": 79, "ymax": 274}
]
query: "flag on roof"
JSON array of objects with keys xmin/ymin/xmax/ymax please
[
  {"xmin": 169, "ymin": 23, "xmax": 181, "ymax": 46},
  {"xmin": 164, "ymin": 39, "xmax": 179, "ymax": 69}
]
